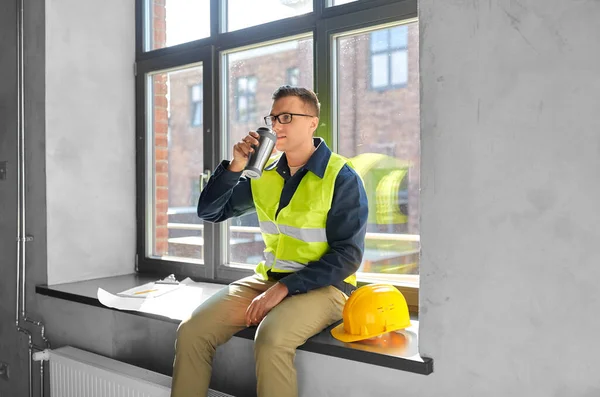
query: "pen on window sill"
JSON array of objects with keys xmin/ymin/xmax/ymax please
[{"xmin": 134, "ymin": 289, "xmax": 158, "ymax": 295}]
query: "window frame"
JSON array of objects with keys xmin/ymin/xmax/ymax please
[{"xmin": 134, "ymin": 0, "xmax": 420, "ymax": 310}]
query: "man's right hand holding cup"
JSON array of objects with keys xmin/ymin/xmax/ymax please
[{"xmin": 229, "ymin": 131, "xmax": 260, "ymax": 172}]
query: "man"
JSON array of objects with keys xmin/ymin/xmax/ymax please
[{"xmin": 171, "ymin": 86, "xmax": 368, "ymax": 397}]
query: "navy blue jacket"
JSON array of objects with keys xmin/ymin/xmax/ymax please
[{"xmin": 197, "ymin": 138, "xmax": 368, "ymax": 296}]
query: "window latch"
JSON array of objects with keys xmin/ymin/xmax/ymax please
[{"xmin": 200, "ymin": 169, "xmax": 212, "ymax": 191}]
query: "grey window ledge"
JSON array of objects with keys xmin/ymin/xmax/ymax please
[{"xmin": 36, "ymin": 273, "xmax": 433, "ymax": 375}]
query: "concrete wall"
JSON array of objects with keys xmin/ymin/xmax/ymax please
[
  {"xmin": 415, "ymin": 1, "xmax": 600, "ymax": 395},
  {"xmin": 1, "ymin": 0, "xmax": 600, "ymax": 396},
  {"xmin": 45, "ymin": 0, "xmax": 136, "ymax": 284},
  {"xmin": 1, "ymin": 0, "xmax": 48, "ymax": 395}
]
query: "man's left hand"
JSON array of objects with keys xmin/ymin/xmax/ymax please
[{"xmin": 245, "ymin": 282, "xmax": 289, "ymax": 326}]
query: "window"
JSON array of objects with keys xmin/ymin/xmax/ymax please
[
  {"xmin": 287, "ymin": 67, "xmax": 299, "ymax": 86},
  {"xmin": 145, "ymin": 0, "xmax": 211, "ymax": 51},
  {"xmin": 369, "ymin": 25, "xmax": 409, "ymax": 90},
  {"xmin": 224, "ymin": 0, "xmax": 312, "ymax": 32},
  {"xmin": 137, "ymin": 0, "xmax": 419, "ymax": 307},
  {"xmin": 235, "ymin": 76, "xmax": 258, "ymax": 122},
  {"xmin": 146, "ymin": 65, "xmax": 205, "ymax": 262},
  {"xmin": 334, "ymin": 21, "xmax": 419, "ymax": 284},
  {"xmin": 190, "ymin": 84, "xmax": 203, "ymax": 127},
  {"xmin": 224, "ymin": 36, "xmax": 314, "ymax": 266}
]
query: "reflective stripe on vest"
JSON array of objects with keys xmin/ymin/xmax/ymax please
[
  {"xmin": 264, "ymin": 251, "xmax": 305, "ymax": 272},
  {"xmin": 282, "ymin": 225, "xmax": 327, "ymax": 243},
  {"xmin": 251, "ymin": 151, "xmax": 357, "ymax": 287},
  {"xmin": 260, "ymin": 222, "xmax": 327, "ymax": 243},
  {"xmin": 259, "ymin": 221, "xmax": 279, "ymax": 235}
]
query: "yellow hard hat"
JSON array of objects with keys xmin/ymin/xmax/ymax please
[{"xmin": 331, "ymin": 284, "xmax": 411, "ymax": 343}]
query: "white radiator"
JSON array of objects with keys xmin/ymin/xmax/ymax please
[{"xmin": 46, "ymin": 346, "xmax": 234, "ymax": 397}]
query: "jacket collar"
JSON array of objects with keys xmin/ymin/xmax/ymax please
[{"xmin": 271, "ymin": 138, "xmax": 330, "ymax": 179}]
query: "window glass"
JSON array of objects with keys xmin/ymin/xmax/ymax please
[
  {"xmin": 146, "ymin": 0, "xmax": 210, "ymax": 51},
  {"xmin": 329, "ymin": 0, "xmax": 359, "ymax": 6},
  {"xmin": 149, "ymin": 65, "xmax": 204, "ymax": 262},
  {"xmin": 335, "ymin": 21, "xmax": 420, "ymax": 276},
  {"xmin": 287, "ymin": 67, "xmax": 300, "ymax": 86},
  {"xmin": 371, "ymin": 54, "xmax": 389, "ymax": 89},
  {"xmin": 191, "ymin": 84, "xmax": 203, "ymax": 127},
  {"xmin": 223, "ymin": 36, "xmax": 314, "ymax": 265},
  {"xmin": 225, "ymin": 0, "xmax": 312, "ymax": 32},
  {"xmin": 369, "ymin": 25, "xmax": 409, "ymax": 90}
]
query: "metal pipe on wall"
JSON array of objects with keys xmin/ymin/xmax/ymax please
[
  {"xmin": 15, "ymin": 0, "xmax": 23, "ymax": 333},
  {"xmin": 40, "ymin": 360, "xmax": 44, "ymax": 397},
  {"xmin": 15, "ymin": 0, "xmax": 49, "ymax": 396}
]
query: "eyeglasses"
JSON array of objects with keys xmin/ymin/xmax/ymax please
[{"xmin": 263, "ymin": 113, "xmax": 316, "ymax": 126}]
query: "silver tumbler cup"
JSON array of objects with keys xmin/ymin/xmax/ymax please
[{"xmin": 243, "ymin": 127, "xmax": 277, "ymax": 179}]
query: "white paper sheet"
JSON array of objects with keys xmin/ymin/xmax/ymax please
[
  {"xmin": 116, "ymin": 281, "xmax": 181, "ymax": 298},
  {"xmin": 97, "ymin": 278, "xmax": 225, "ymax": 321}
]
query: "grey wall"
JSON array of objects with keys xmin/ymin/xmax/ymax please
[
  {"xmin": 45, "ymin": 0, "xmax": 136, "ymax": 285},
  {"xmin": 2, "ymin": 0, "xmax": 600, "ymax": 396},
  {"xmin": 0, "ymin": 0, "xmax": 22, "ymax": 396},
  {"xmin": 415, "ymin": 0, "xmax": 600, "ymax": 395},
  {"xmin": 0, "ymin": 0, "xmax": 134, "ymax": 396},
  {"xmin": 1, "ymin": 0, "xmax": 48, "ymax": 395}
]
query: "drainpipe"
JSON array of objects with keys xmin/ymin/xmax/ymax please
[{"xmin": 15, "ymin": 0, "xmax": 50, "ymax": 396}]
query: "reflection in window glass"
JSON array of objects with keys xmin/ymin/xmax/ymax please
[
  {"xmin": 147, "ymin": 0, "xmax": 211, "ymax": 51},
  {"xmin": 225, "ymin": 0, "xmax": 312, "ymax": 32},
  {"xmin": 335, "ymin": 21, "xmax": 419, "ymax": 276},
  {"xmin": 149, "ymin": 65, "xmax": 204, "ymax": 262},
  {"xmin": 224, "ymin": 36, "xmax": 314, "ymax": 265}
]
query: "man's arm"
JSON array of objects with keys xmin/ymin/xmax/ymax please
[
  {"xmin": 197, "ymin": 160, "xmax": 255, "ymax": 223},
  {"xmin": 278, "ymin": 165, "xmax": 368, "ymax": 294}
]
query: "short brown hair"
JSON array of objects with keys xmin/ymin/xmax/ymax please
[{"xmin": 272, "ymin": 85, "xmax": 321, "ymax": 118}]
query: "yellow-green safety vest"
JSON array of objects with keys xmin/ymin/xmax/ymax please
[{"xmin": 251, "ymin": 152, "xmax": 357, "ymax": 287}]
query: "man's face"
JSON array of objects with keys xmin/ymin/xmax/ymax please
[{"xmin": 269, "ymin": 96, "xmax": 319, "ymax": 153}]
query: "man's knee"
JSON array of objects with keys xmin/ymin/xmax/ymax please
[
  {"xmin": 176, "ymin": 319, "xmax": 198, "ymax": 347},
  {"xmin": 176, "ymin": 315, "xmax": 214, "ymax": 350},
  {"xmin": 254, "ymin": 323, "xmax": 294, "ymax": 356}
]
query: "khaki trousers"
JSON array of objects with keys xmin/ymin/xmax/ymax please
[{"xmin": 170, "ymin": 275, "xmax": 347, "ymax": 397}]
